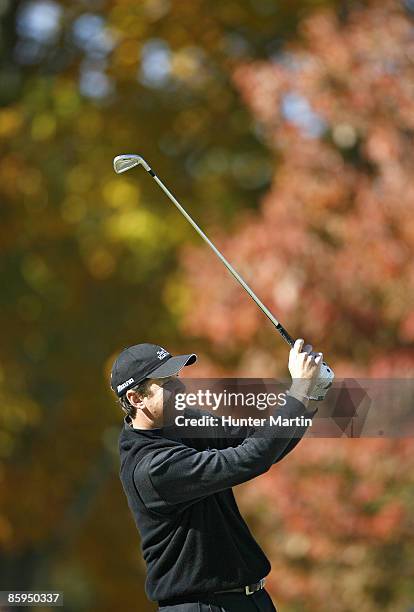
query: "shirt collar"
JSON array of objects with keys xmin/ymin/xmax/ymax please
[{"xmin": 123, "ymin": 414, "xmax": 164, "ymax": 432}]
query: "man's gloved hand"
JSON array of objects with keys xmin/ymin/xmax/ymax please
[
  {"xmin": 308, "ymin": 359, "xmax": 334, "ymax": 401},
  {"xmin": 288, "ymin": 339, "xmax": 334, "ymax": 403}
]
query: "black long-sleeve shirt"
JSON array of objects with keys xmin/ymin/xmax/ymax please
[{"xmin": 118, "ymin": 396, "xmax": 317, "ymax": 603}]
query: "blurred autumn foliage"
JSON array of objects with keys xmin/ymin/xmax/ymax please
[{"xmin": 0, "ymin": 0, "xmax": 413, "ymax": 611}]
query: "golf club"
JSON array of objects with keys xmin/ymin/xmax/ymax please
[{"xmin": 113, "ymin": 154, "xmax": 334, "ymax": 400}]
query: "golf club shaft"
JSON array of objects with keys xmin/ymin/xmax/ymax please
[{"xmin": 148, "ymin": 169, "xmax": 295, "ymax": 347}]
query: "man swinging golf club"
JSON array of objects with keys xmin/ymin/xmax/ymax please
[{"xmin": 112, "ymin": 337, "xmax": 322, "ymax": 611}]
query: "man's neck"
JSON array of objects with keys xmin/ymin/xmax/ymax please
[{"xmin": 127, "ymin": 415, "xmax": 162, "ymax": 430}]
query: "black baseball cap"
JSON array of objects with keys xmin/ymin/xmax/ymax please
[{"xmin": 110, "ymin": 343, "xmax": 197, "ymax": 397}]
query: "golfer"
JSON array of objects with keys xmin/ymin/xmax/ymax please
[{"xmin": 111, "ymin": 338, "xmax": 322, "ymax": 611}]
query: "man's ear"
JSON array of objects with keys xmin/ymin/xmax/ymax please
[{"xmin": 126, "ymin": 389, "xmax": 145, "ymax": 408}]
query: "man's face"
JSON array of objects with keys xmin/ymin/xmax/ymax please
[{"xmin": 128, "ymin": 374, "xmax": 186, "ymax": 424}]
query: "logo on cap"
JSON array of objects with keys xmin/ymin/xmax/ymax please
[
  {"xmin": 117, "ymin": 377, "xmax": 135, "ymax": 393},
  {"xmin": 156, "ymin": 348, "xmax": 168, "ymax": 360}
]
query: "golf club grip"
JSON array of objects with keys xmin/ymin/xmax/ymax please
[{"xmin": 274, "ymin": 324, "xmax": 295, "ymax": 347}]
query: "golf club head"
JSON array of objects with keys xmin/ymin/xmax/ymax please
[{"xmin": 113, "ymin": 154, "xmax": 151, "ymax": 174}]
